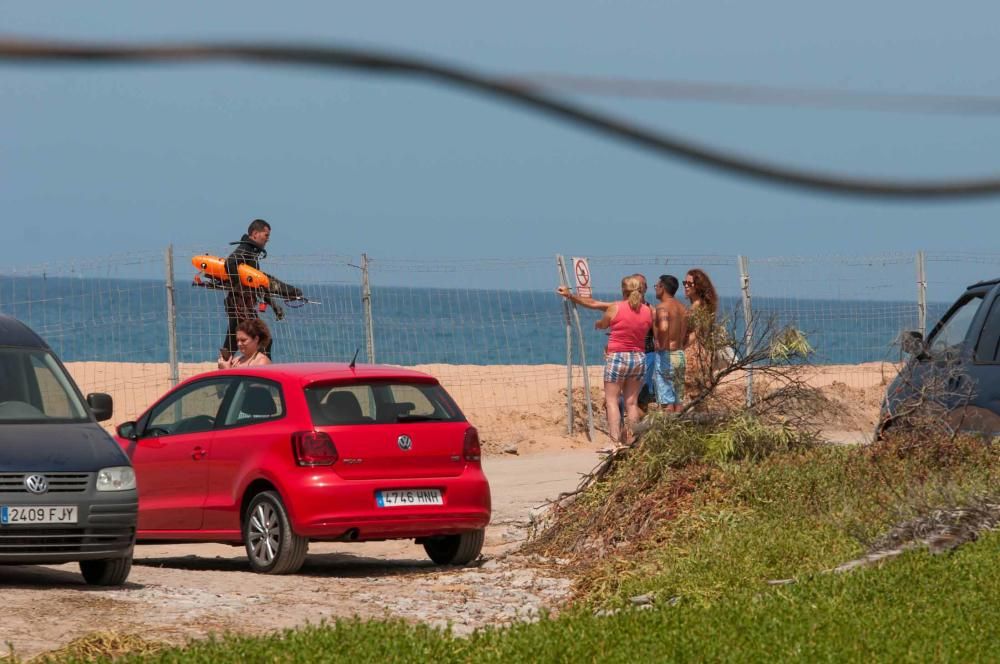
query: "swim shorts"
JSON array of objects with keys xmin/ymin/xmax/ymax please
[
  {"xmin": 653, "ymin": 350, "xmax": 686, "ymax": 405},
  {"xmin": 604, "ymin": 351, "xmax": 646, "ymax": 383}
]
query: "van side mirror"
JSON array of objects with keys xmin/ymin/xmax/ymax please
[
  {"xmin": 900, "ymin": 330, "xmax": 925, "ymax": 356},
  {"xmin": 87, "ymin": 393, "xmax": 114, "ymax": 422},
  {"xmin": 116, "ymin": 421, "xmax": 138, "ymax": 440}
]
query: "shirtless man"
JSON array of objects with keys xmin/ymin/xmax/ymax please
[{"xmin": 652, "ymin": 275, "xmax": 689, "ymax": 412}]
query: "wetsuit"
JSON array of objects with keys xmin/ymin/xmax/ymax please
[{"xmin": 221, "ymin": 235, "xmax": 279, "ymax": 359}]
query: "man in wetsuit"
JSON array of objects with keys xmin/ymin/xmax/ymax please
[{"xmin": 219, "ymin": 218, "xmax": 282, "ymax": 361}]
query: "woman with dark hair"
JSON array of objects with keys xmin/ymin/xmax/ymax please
[
  {"xmin": 682, "ymin": 269, "xmax": 718, "ymax": 401},
  {"xmin": 594, "ymin": 275, "xmax": 653, "ymax": 451},
  {"xmin": 217, "ymin": 318, "xmax": 272, "ymax": 369}
]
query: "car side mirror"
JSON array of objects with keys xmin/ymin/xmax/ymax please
[
  {"xmin": 900, "ymin": 330, "xmax": 925, "ymax": 357},
  {"xmin": 87, "ymin": 392, "xmax": 114, "ymax": 422},
  {"xmin": 116, "ymin": 420, "xmax": 138, "ymax": 440}
]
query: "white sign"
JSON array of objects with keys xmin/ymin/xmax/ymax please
[{"xmin": 572, "ymin": 257, "xmax": 592, "ymax": 298}]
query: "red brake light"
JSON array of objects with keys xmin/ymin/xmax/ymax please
[
  {"xmin": 292, "ymin": 431, "xmax": 338, "ymax": 466},
  {"xmin": 463, "ymin": 427, "xmax": 481, "ymax": 462}
]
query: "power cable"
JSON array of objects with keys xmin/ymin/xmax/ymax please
[{"xmin": 2, "ymin": 36, "xmax": 1000, "ymax": 199}]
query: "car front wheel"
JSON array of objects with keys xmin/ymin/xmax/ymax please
[
  {"xmin": 80, "ymin": 555, "xmax": 132, "ymax": 586},
  {"xmin": 243, "ymin": 490, "xmax": 308, "ymax": 574},
  {"xmin": 423, "ymin": 528, "xmax": 485, "ymax": 565}
]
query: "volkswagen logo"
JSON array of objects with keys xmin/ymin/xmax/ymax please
[
  {"xmin": 24, "ymin": 474, "xmax": 48, "ymax": 495},
  {"xmin": 397, "ymin": 435, "xmax": 413, "ymax": 451}
]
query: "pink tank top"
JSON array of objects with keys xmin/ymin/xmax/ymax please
[{"xmin": 607, "ymin": 301, "xmax": 653, "ymax": 352}]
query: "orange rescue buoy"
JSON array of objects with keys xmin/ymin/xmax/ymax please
[{"xmin": 192, "ymin": 255, "xmax": 270, "ymax": 289}]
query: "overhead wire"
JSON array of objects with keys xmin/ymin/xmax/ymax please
[
  {"xmin": 503, "ymin": 73, "xmax": 1000, "ymax": 116},
  {"xmin": 2, "ymin": 36, "xmax": 1000, "ymax": 199}
]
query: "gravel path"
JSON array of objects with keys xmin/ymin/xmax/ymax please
[{"xmin": 0, "ymin": 450, "xmax": 598, "ymax": 658}]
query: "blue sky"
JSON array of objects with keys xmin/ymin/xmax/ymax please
[{"xmin": 3, "ymin": 1, "xmax": 999, "ymax": 269}]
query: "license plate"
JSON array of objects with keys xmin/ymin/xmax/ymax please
[
  {"xmin": 0, "ymin": 505, "xmax": 78, "ymax": 525},
  {"xmin": 376, "ymin": 489, "xmax": 443, "ymax": 507}
]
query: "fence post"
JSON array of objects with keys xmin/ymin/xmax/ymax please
[
  {"xmin": 164, "ymin": 245, "xmax": 179, "ymax": 387},
  {"xmin": 361, "ymin": 253, "xmax": 376, "ymax": 364},
  {"xmin": 558, "ymin": 255, "xmax": 595, "ymax": 441},
  {"xmin": 738, "ymin": 255, "xmax": 754, "ymax": 407},
  {"xmin": 916, "ymin": 250, "xmax": 927, "ymax": 337},
  {"xmin": 556, "ymin": 255, "xmax": 574, "ymax": 435}
]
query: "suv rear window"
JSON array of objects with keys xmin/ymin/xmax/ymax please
[{"xmin": 305, "ymin": 382, "xmax": 465, "ymax": 426}]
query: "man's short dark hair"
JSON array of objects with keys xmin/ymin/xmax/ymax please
[
  {"xmin": 659, "ymin": 274, "xmax": 679, "ymax": 296},
  {"xmin": 248, "ymin": 218, "xmax": 271, "ymax": 234}
]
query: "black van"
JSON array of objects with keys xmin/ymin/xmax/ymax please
[{"xmin": 0, "ymin": 315, "xmax": 137, "ymax": 585}]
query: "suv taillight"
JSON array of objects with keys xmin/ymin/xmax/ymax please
[
  {"xmin": 463, "ymin": 426, "xmax": 481, "ymax": 462},
  {"xmin": 292, "ymin": 431, "xmax": 338, "ymax": 466}
]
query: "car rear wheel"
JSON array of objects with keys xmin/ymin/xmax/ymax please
[
  {"xmin": 423, "ymin": 528, "xmax": 485, "ymax": 565},
  {"xmin": 79, "ymin": 555, "xmax": 132, "ymax": 586},
  {"xmin": 243, "ymin": 491, "xmax": 308, "ymax": 574}
]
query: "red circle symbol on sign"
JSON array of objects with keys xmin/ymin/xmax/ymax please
[{"xmin": 575, "ymin": 260, "xmax": 590, "ymax": 287}]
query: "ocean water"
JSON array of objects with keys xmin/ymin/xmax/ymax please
[{"xmin": 0, "ymin": 276, "xmax": 949, "ymax": 366}]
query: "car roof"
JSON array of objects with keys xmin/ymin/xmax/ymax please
[
  {"xmin": 210, "ymin": 362, "xmax": 440, "ymax": 386},
  {"xmin": 0, "ymin": 315, "xmax": 49, "ymax": 349},
  {"xmin": 967, "ymin": 278, "xmax": 1000, "ymax": 292}
]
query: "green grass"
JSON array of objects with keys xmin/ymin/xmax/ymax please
[
  {"xmin": 33, "ymin": 419, "xmax": 1000, "ymax": 662},
  {"xmin": 43, "ymin": 533, "xmax": 1000, "ymax": 663}
]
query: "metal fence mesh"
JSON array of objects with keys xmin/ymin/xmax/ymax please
[{"xmin": 0, "ymin": 249, "xmax": 990, "ymax": 445}]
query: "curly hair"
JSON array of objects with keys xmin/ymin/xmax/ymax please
[
  {"xmin": 686, "ymin": 269, "xmax": 718, "ymax": 314},
  {"xmin": 237, "ymin": 318, "xmax": 271, "ymax": 349}
]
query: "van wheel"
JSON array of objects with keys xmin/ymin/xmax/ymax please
[
  {"xmin": 80, "ymin": 556, "xmax": 132, "ymax": 586},
  {"xmin": 243, "ymin": 491, "xmax": 308, "ymax": 574},
  {"xmin": 423, "ymin": 529, "xmax": 485, "ymax": 565}
]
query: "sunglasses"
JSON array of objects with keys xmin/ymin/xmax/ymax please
[{"xmin": 683, "ymin": 281, "xmax": 695, "ymax": 287}]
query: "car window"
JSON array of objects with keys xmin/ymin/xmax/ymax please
[
  {"xmin": 146, "ymin": 379, "xmax": 231, "ymax": 436},
  {"xmin": 389, "ymin": 384, "xmax": 437, "ymax": 417},
  {"xmin": 975, "ymin": 295, "xmax": 1000, "ymax": 363},
  {"xmin": 0, "ymin": 348, "xmax": 88, "ymax": 423},
  {"xmin": 29, "ymin": 353, "xmax": 80, "ymax": 418},
  {"xmin": 222, "ymin": 379, "xmax": 285, "ymax": 426},
  {"xmin": 928, "ymin": 294, "xmax": 984, "ymax": 357},
  {"xmin": 305, "ymin": 381, "xmax": 464, "ymax": 426}
]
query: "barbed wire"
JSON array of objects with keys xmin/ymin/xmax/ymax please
[{"xmin": 4, "ymin": 36, "xmax": 1000, "ymax": 199}]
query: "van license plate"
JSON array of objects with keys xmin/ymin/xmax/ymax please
[
  {"xmin": 376, "ymin": 490, "xmax": 443, "ymax": 507},
  {"xmin": 0, "ymin": 506, "xmax": 78, "ymax": 525}
]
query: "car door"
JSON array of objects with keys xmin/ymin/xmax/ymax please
[
  {"xmin": 129, "ymin": 377, "xmax": 234, "ymax": 531},
  {"xmin": 203, "ymin": 377, "xmax": 288, "ymax": 532},
  {"xmin": 965, "ymin": 286, "xmax": 1000, "ymax": 432}
]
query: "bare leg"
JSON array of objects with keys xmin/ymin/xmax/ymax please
[
  {"xmin": 604, "ymin": 381, "xmax": 623, "ymax": 443},
  {"xmin": 622, "ymin": 377, "xmax": 643, "ymax": 442}
]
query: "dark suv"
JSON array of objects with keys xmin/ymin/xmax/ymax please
[
  {"xmin": 0, "ymin": 315, "xmax": 137, "ymax": 585},
  {"xmin": 880, "ymin": 278, "xmax": 1000, "ymax": 437}
]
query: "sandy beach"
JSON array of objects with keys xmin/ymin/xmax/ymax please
[{"xmin": 65, "ymin": 360, "xmax": 893, "ymax": 451}]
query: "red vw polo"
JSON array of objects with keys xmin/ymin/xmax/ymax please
[{"xmin": 114, "ymin": 363, "xmax": 491, "ymax": 574}]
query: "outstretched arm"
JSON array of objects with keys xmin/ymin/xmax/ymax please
[
  {"xmin": 556, "ymin": 286, "xmax": 612, "ymax": 311},
  {"xmin": 595, "ymin": 303, "xmax": 616, "ymax": 330}
]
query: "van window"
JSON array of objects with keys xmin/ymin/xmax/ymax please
[
  {"xmin": 305, "ymin": 382, "xmax": 464, "ymax": 426},
  {"xmin": 0, "ymin": 348, "xmax": 88, "ymax": 423},
  {"xmin": 927, "ymin": 294, "xmax": 984, "ymax": 358}
]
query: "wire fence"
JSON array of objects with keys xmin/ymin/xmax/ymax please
[{"xmin": 0, "ymin": 249, "xmax": 990, "ymax": 447}]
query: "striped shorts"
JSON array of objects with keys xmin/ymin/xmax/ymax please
[{"xmin": 604, "ymin": 351, "xmax": 646, "ymax": 383}]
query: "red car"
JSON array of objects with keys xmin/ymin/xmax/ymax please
[{"xmin": 114, "ymin": 363, "xmax": 491, "ymax": 574}]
